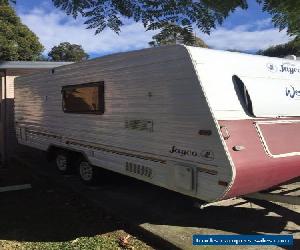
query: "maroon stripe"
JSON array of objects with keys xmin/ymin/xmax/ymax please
[{"xmin": 219, "ymin": 118, "xmax": 300, "ymax": 198}]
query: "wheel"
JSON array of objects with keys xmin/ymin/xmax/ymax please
[
  {"xmin": 55, "ymin": 151, "xmax": 74, "ymax": 174},
  {"xmin": 78, "ymin": 159, "xmax": 98, "ymax": 185}
]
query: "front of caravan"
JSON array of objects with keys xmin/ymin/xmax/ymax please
[
  {"xmin": 187, "ymin": 47, "xmax": 300, "ymax": 199},
  {"xmin": 14, "ymin": 46, "xmax": 235, "ymax": 203}
]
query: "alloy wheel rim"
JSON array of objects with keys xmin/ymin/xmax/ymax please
[
  {"xmin": 56, "ymin": 155, "xmax": 67, "ymax": 171},
  {"xmin": 79, "ymin": 162, "xmax": 93, "ymax": 181}
]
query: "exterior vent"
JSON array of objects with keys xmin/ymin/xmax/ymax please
[
  {"xmin": 125, "ymin": 162, "xmax": 153, "ymax": 178},
  {"xmin": 125, "ymin": 119, "xmax": 153, "ymax": 132}
]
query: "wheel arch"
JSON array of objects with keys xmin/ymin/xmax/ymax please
[{"xmin": 46, "ymin": 144, "xmax": 90, "ymax": 164}]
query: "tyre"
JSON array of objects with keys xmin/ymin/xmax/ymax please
[
  {"xmin": 55, "ymin": 151, "xmax": 74, "ymax": 174},
  {"xmin": 78, "ymin": 159, "xmax": 99, "ymax": 185}
]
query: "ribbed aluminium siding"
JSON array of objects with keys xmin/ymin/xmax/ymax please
[{"xmin": 15, "ymin": 46, "xmax": 234, "ymax": 201}]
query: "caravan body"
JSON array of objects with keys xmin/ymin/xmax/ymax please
[{"xmin": 14, "ymin": 46, "xmax": 300, "ymax": 202}]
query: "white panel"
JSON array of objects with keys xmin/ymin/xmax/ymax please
[
  {"xmin": 187, "ymin": 46, "xmax": 300, "ymax": 120},
  {"xmin": 241, "ymin": 76, "xmax": 300, "ymax": 117},
  {"xmin": 197, "ymin": 170, "xmax": 224, "ymax": 202},
  {"xmin": 6, "ymin": 76, "xmax": 16, "ymax": 99}
]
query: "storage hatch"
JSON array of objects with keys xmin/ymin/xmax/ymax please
[{"xmin": 256, "ymin": 120, "xmax": 300, "ymax": 157}]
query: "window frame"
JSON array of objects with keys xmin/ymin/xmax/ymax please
[{"xmin": 61, "ymin": 81, "xmax": 105, "ymax": 115}]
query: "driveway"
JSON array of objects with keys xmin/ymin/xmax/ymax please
[{"xmin": 11, "ymin": 146, "xmax": 300, "ymax": 250}]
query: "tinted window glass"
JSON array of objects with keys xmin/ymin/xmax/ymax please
[
  {"xmin": 232, "ymin": 75, "xmax": 253, "ymax": 116},
  {"xmin": 62, "ymin": 82, "xmax": 104, "ymax": 114}
]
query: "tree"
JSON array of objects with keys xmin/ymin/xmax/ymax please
[
  {"xmin": 0, "ymin": 2, "xmax": 44, "ymax": 61},
  {"xmin": 51, "ymin": 0, "xmax": 299, "ymax": 37},
  {"xmin": 7, "ymin": 0, "xmax": 298, "ymax": 42},
  {"xmin": 48, "ymin": 42, "xmax": 89, "ymax": 62},
  {"xmin": 257, "ymin": 37, "xmax": 300, "ymax": 57},
  {"xmin": 193, "ymin": 37, "xmax": 209, "ymax": 48},
  {"xmin": 0, "ymin": 0, "xmax": 15, "ymax": 4},
  {"xmin": 227, "ymin": 49, "xmax": 244, "ymax": 53},
  {"xmin": 257, "ymin": 0, "xmax": 300, "ymax": 37},
  {"xmin": 52, "ymin": 0, "xmax": 248, "ymax": 35},
  {"xmin": 149, "ymin": 23, "xmax": 208, "ymax": 48}
]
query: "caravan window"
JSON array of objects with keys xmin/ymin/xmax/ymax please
[
  {"xmin": 232, "ymin": 75, "xmax": 253, "ymax": 116},
  {"xmin": 62, "ymin": 82, "xmax": 104, "ymax": 114}
]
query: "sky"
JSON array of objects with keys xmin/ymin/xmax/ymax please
[{"xmin": 14, "ymin": 0, "xmax": 294, "ymax": 58}]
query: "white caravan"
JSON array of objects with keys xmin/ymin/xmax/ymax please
[{"xmin": 14, "ymin": 46, "xmax": 300, "ymax": 202}]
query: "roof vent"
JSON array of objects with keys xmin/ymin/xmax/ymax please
[{"xmin": 284, "ymin": 55, "xmax": 297, "ymax": 60}]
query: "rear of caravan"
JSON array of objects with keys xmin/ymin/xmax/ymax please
[
  {"xmin": 14, "ymin": 45, "xmax": 300, "ymax": 203},
  {"xmin": 186, "ymin": 46, "xmax": 300, "ymax": 199}
]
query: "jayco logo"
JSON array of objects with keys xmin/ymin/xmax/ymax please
[
  {"xmin": 170, "ymin": 146, "xmax": 198, "ymax": 157},
  {"xmin": 286, "ymin": 85, "xmax": 300, "ymax": 99},
  {"xmin": 267, "ymin": 62, "xmax": 300, "ymax": 75},
  {"xmin": 169, "ymin": 146, "xmax": 214, "ymax": 160},
  {"xmin": 280, "ymin": 63, "xmax": 300, "ymax": 75},
  {"xmin": 267, "ymin": 63, "xmax": 278, "ymax": 73}
]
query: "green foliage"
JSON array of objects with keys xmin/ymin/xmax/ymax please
[
  {"xmin": 48, "ymin": 42, "xmax": 89, "ymax": 62},
  {"xmin": 21, "ymin": 236, "xmax": 120, "ymax": 250},
  {"xmin": 257, "ymin": 37, "xmax": 300, "ymax": 57},
  {"xmin": 51, "ymin": 1, "xmax": 299, "ymax": 37},
  {"xmin": 193, "ymin": 36, "xmax": 209, "ymax": 48},
  {"xmin": 257, "ymin": 0, "xmax": 300, "ymax": 36},
  {"xmin": 52, "ymin": 0, "xmax": 248, "ymax": 35},
  {"xmin": 0, "ymin": 0, "xmax": 15, "ymax": 5},
  {"xmin": 7, "ymin": 0, "xmax": 300, "ymax": 38},
  {"xmin": 0, "ymin": 2, "xmax": 44, "ymax": 61},
  {"xmin": 149, "ymin": 23, "xmax": 208, "ymax": 48}
]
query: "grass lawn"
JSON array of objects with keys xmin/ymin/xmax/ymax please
[{"xmin": 0, "ymin": 232, "xmax": 148, "ymax": 250}]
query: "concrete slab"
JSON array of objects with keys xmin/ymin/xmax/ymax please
[{"xmin": 0, "ymin": 184, "xmax": 31, "ymax": 193}]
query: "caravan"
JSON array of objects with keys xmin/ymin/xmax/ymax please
[{"xmin": 14, "ymin": 46, "xmax": 300, "ymax": 202}]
